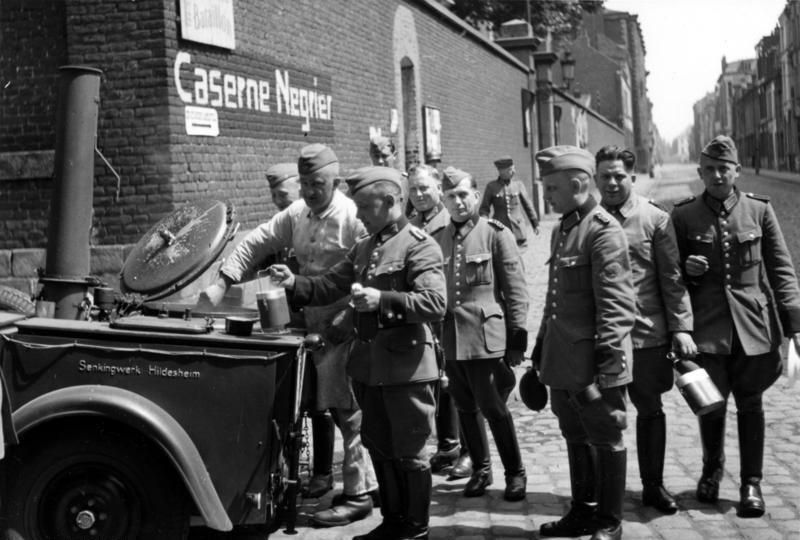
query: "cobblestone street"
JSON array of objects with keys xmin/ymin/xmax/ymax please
[{"xmin": 255, "ymin": 167, "xmax": 800, "ymax": 539}]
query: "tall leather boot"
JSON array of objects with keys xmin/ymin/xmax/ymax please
[
  {"xmin": 304, "ymin": 411, "xmax": 335, "ymax": 498},
  {"xmin": 696, "ymin": 414, "xmax": 726, "ymax": 503},
  {"xmin": 399, "ymin": 466, "xmax": 432, "ymax": 539},
  {"xmin": 540, "ymin": 443, "xmax": 597, "ymax": 537},
  {"xmin": 638, "ymin": 412, "xmax": 678, "ymax": 513},
  {"xmin": 737, "ymin": 411, "xmax": 765, "ymax": 518},
  {"xmin": 488, "ymin": 413, "xmax": 527, "ymax": 501},
  {"xmin": 459, "ymin": 411, "xmax": 492, "ymax": 497},
  {"xmin": 430, "ymin": 389, "xmax": 461, "ymax": 472},
  {"xmin": 591, "ymin": 448, "xmax": 626, "ymax": 540},
  {"xmin": 448, "ymin": 432, "xmax": 473, "ymax": 480},
  {"xmin": 353, "ymin": 460, "xmax": 404, "ymax": 540}
]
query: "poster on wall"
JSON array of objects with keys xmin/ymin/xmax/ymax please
[
  {"xmin": 179, "ymin": 0, "xmax": 236, "ymax": 50},
  {"xmin": 423, "ymin": 106, "xmax": 441, "ymax": 161}
]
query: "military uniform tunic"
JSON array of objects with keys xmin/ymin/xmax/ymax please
[
  {"xmin": 537, "ymin": 197, "xmax": 635, "ymax": 392},
  {"xmin": 410, "ymin": 203, "xmax": 449, "ymax": 243},
  {"xmin": 672, "ymin": 189, "xmax": 800, "ymax": 356},
  {"xmin": 290, "ymin": 218, "xmax": 446, "ymax": 465},
  {"xmin": 479, "ymin": 178, "xmax": 539, "ymax": 245}
]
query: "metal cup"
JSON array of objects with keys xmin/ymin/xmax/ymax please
[{"xmin": 256, "ymin": 288, "xmax": 291, "ymax": 333}]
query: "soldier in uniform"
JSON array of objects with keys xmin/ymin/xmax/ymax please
[
  {"xmin": 269, "ymin": 165, "xmax": 447, "ymax": 540},
  {"xmin": 479, "ymin": 156, "xmax": 539, "ymax": 247},
  {"xmin": 437, "ymin": 166, "xmax": 529, "ymax": 501},
  {"xmin": 595, "ymin": 145, "xmax": 697, "ymax": 514},
  {"xmin": 199, "ymin": 144, "xmax": 378, "ymax": 527},
  {"xmin": 369, "ymin": 135, "xmax": 397, "ymax": 169},
  {"xmin": 266, "ymin": 162, "xmax": 301, "ymax": 211},
  {"xmin": 672, "ymin": 135, "xmax": 800, "ymax": 518},
  {"xmin": 533, "ymin": 145, "xmax": 635, "ymax": 540},
  {"xmin": 407, "ymin": 164, "xmax": 471, "ymax": 479}
]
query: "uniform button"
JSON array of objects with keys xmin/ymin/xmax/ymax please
[
  {"xmin": 370, "ymin": 264, "xmax": 376, "ymax": 269},
  {"xmin": 455, "ymin": 281, "xmax": 460, "ymax": 286},
  {"xmin": 455, "ymin": 290, "xmax": 460, "ymax": 295},
  {"xmin": 551, "ymin": 314, "xmax": 557, "ymax": 319},
  {"xmin": 723, "ymin": 242, "xmax": 730, "ymax": 248},
  {"xmin": 456, "ymin": 301, "xmax": 461, "ymax": 306},
  {"xmin": 551, "ymin": 302, "xmax": 557, "ymax": 307},
  {"xmin": 749, "ymin": 233, "xmax": 755, "ymax": 239},
  {"xmin": 726, "ymin": 284, "xmax": 732, "ymax": 290},
  {"xmin": 725, "ymin": 263, "xmax": 731, "ymax": 269},
  {"xmin": 553, "ymin": 278, "xmax": 558, "ymax": 283},
  {"xmin": 695, "ymin": 235, "xmax": 702, "ymax": 240},
  {"xmin": 721, "ymin": 220, "xmax": 727, "ymax": 225},
  {"xmin": 397, "ymin": 314, "xmax": 403, "ymax": 320},
  {"xmin": 386, "ymin": 312, "xmax": 394, "ymax": 319},
  {"xmin": 725, "ymin": 274, "xmax": 731, "ymax": 279},
  {"xmin": 410, "ymin": 339, "xmax": 417, "ymax": 345},
  {"xmin": 455, "ymin": 272, "xmax": 460, "ymax": 277},
  {"xmin": 551, "ymin": 289, "xmax": 557, "ymax": 295},
  {"xmin": 621, "ymin": 362, "xmax": 626, "ymax": 369},
  {"xmin": 724, "ymin": 253, "xmax": 730, "ymax": 258},
  {"xmin": 570, "ymin": 261, "xmax": 576, "ymax": 266}
]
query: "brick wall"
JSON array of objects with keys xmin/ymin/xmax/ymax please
[{"xmin": 1, "ymin": 0, "xmax": 531, "ymax": 293}]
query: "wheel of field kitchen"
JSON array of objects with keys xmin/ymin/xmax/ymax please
[
  {"xmin": 3, "ymin": 428, "xmax": 191, "ymax": 540},
  {"xmin": 0, "ymin": 285, "xmax": 34, "ymax": 316}
]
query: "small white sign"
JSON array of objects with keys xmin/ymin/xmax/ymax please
[
  {"xmin": 180, "ymin": 0, "xmax": 235, "ymax": 50},
  {"xmin": 184, "ymin": 105, "xmax": 219, "ymax": 136}
]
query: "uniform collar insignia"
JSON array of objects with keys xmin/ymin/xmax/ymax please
[
  {"xmin": 376, "ymin": 216, "xmax": 408, "ymax": 243},
  {"xmin": 561, "ymin": 195, "xmax": 598, "ymax": 231},
  {"xmin": 603, "ymin": 194, "xmax": 636, "ymax": 218},
  {"xmin": 702, "ymin": 188, "xmax": 739, "ymax": 215}
]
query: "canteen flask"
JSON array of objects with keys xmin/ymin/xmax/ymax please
[{"xmin": 669, "ymin": 352, "xmax": 725, "ymax": 416}]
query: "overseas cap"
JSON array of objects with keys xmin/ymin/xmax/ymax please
[
  {"xmin": 494, "ymin": 155, "xmax": 514, "ymax": 169},
  {"xmin": 701, "ymin": 135, "xmax": 739, "ymax": 164},
  {"xmin": 535, "ymin": 145, "xmax": 595, "ymax": 177},
  {"xmin": 519, "ymin": 369, "xmax": 548, "ymax": 411},
  {"xmin": 298, "ymin": 144, "xmax": 338, "ymax": 175},
  {"xmin": 266, "ymin": 162, "xmax": 299, "ymax": 188},
  {"xmin": 441, "ymin": 166, "xmax": 472, "ymax": 191},
  {"xmin": 346, "ymin": 166, "xmax": 404, "ymax": 195}
]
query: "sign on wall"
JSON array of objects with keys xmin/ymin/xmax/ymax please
[
  {"xmin": 173, "ymin": 51, "xmax": 334, "ymax": 140},
  {"xmin": 179, "ymin": 0, "xmax": 236, "ymax": 50},
  {"xmin": 423, "ymin": 106, "xmax": 441, "ymax": 161}
]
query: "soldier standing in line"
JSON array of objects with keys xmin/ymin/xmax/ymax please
[
  {"xmin": 672, "ymin": 135, "xmax": 800, "ymax": 518},
  {"xmin": 369, "ymin": 135, "xmax": 397, "ymax": 169},
  {"xmin": 437, "ymin": 167, "xmax": 529, "ymax": 501},
  {"xmin": 479, "ymin": 156, "xmax": 540, "ymax": 247},
  {"xmin": 595, "ymin": 145, "xmax": 697, "ymax": 514},
  {"xmin": 199, "ymin": 145, "xmax": 378, "ymax": 527},
  {"xmin": 266, "ymin": 162, "xmax": 301, "ymax": 212},
  {"xmin": 266, "ymin": 161, "xmax": 336, "ymax": 497},
  {"xmin": 533, "ymin": 145, "xmax": 635, "ymax": 540},
  {"xmin": 269, "ymin": 165, "xmax": 447, "ymax": 540},
  {"xmin": 407, "ymin": 164, "xmax": 472, "ymax": 480}
]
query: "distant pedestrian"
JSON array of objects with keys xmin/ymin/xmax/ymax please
[
  {"xmin": 438, "ymin": 166, "xmax": 529, "ymax": 501},
  {"xmin": 479, "ymin": 156, "xmax": 539, "ymax": 246},
  {"xmin": 407, "ymin": 164, "xmax": 473, "ymax": 479},
  {"xmin": 270, "ymin": 165, "xmax": 447, "ymax": 540},
  {"xmin": 671, "ymin": 135, "xmax": 800, "ymax": 518},
  {"xmin": 596, "ymin": 145, "xmax": 696, "ymax": 514},
  {"xmin": 533, "ymin": 145, "xmax": 635, "ymax": 540}
]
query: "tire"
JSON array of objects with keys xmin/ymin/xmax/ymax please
[
  {"xmin": 4, "ymin": 427, "xmax": 190, "ymax": 540},
  {"xmin": 0, "ymin": 285, "xmax": 34, "ymax": 316}
]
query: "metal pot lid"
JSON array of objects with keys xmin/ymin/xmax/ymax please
[{"xmin": 120, "ymin": 200, "xmax": 237, "ymax": 301}]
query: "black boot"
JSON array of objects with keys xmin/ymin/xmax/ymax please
[
  {"xmin": 488, "ymin": 413, "xmax": 527, "ymax": 501},
  {"xmin": 591, "ymin": 448, "xmax": 626, "ymax": 540},
  {"xmin": 737, "ymin": 411, "xmax": 765, "ymax": 518},
  {"xmin": 459, "ymin": 411, "xmax": 492, "ymax": 497},
  {"xmin": 448, "ymin": 431, "xmax": 472, "ymax": 479},
  {"xmin": 353, "ymin": 460, "xmax": 404, "ymax": 540},
  {"xmin": 431, "ymin": 389, "xmax": 461, "ymax": 472},
  {"xmin": 304, "ymin": 411, "xmax": 335, "ymax": 498},
  {"xmin": 696, "ymin": 414, "xmax": 726, "ymax": 503},
  {"xmin": 638, "ymin": 412, "xmax": 678, "ymax": 514},
  {"xmin": 399, "ymin": 466, "xmax": 432, "ymax": 539},
  {"xmin": 540, "ymin": 443, "xmax": 597, "ymax": 537}
]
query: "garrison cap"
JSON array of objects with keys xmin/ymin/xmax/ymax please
[
  {"xmin": 535, "ymin": 145, "xmax": 595, "ymax": 177},
  {"xmin": 369, "ymin": 135, "xmax": 395, "ymax": 157},
  {"xmin": 345, "ymin": 166, "xmax": 404, "ymax": 195},
  {"xmin": 441, "ymin": 166, "xmax": 472, "ymax": 191},
  {"xmin": 519, "ymin": 369, "xmax": 548, "ymax": 411},
  {"xmin": 494, "ymin": 155, "xmax": 514, "ymax": 169},
  {"xmin": 701, "ymin": 135, "xmax": 739, "ymax": 164},
  {"xmin": 265, "ymin": 162, "xmax": 299, "ymax": 188},
  {"xmin": 298, "ymin": 144, "xmax": 338, "ymax": 175}
]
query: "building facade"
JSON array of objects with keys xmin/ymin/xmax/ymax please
[{"xmin": 0, "ymin": 0, "xmax": 537, "ymax": 292}]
